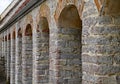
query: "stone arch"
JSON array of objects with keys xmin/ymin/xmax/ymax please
[
  {"xmin": 26, "ymin": 14, "xmax": 33, "ymax": 25},
  {"xmin": 54, "ymin": 0, "xmax": 84, "ymax": 23},
  {"xmin": 94, "ymin": 0, "xmax": 102, "ymax": 12},
  {"xmin": 55, "ymin": 4, "xmax": 82, "ymax": 83},
  {"xmin": 94, "ymin": 0, "xmax": 120, "ymax": 15},
  {"xmin": 58, "ymin": 4, "xmax": 82, "ymax": 28},
  {"xmin": 37, "ymin": 17, "xmax": 49, "ymax": 33},
  {"xmin": 22, "ymin": 24, "xmax": 33, "ymax": 84},
  {"xmin": 36, "ymin": 4, "xmax": 50, "ymax": 29},
  {"xmin": 16, "ymin": 28, "xmax": 22, "ymax": 84},
  {"xmin": 39, "ymin": 4, "xmax": 50, "ymax": 20},
  {"xmin": 34, "ymin": 17, "xmax": 49, "ymax": 84}
]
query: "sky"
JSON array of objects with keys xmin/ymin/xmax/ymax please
[{"xmin": 0, "ymin": 0, "xmax": 13, "ymax": 14}]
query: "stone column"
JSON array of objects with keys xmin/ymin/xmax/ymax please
[
  {"xmin": 22, "ymin": 34, "xmax": 33, "ymax": 84},
  {"xmin": 15, "ymin": 32, "xmax": 22, "ymax": 84},
  {"xmin": 82, "ymin": 0, "xmax": 120, "ymax": 84},
  {"xmin": 6, "ymin": 34, "xmax": 11, "ymax": 83},
  {"xmin": 49, "ymin": 5, "xmax": 82, "ymax": 84},
  {"xmin": 0, "ymin": 35, "xmax": 2, "ymax": 57},
  {"xmin": 2, "ymin": 36, "xmax": 4, "ymax": 58},
  {"xmin": 10, "ymin": 34, "xmax": 16, "ymax": 84},
  {"xmin": 4, "ymin": 35, "xmax": 7, "ymax": 78},
  {"xmin": 33, "ymin": 17, "xmax": 49, "ymax": 84},
  {"xmin": 0, "ymin": 34, "xmax": 6, "ymax": 82}
]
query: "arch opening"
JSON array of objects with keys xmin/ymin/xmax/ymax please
[
  {"xmin": 58, "ymin": 5, "xmax": 82, "ymax": 28},
  {"xmin": 35, "ymin": 17, "xmax": 49, "ymax": 84},
  {"xmin": 57, "ymin": 5, "xmax": 82, "ymax": 84},
  {"xmin": 22, "ymin": 24, "xmax": 33, "ymax": 84},
  {"xmin": 25, "ymin": 24, "xmax": 32, "ymax": 36}
]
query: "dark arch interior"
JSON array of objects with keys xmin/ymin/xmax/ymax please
[
  {"xmin": 8, "ymin": 34, "xmax": 11, "ymax": 40},
  {"xmin": 38, "ymin": 17, "xmax": 49, "ymax": 33},
  {"xmin": 58, "ymin": 5, "xmax": 82, "ymax": 28},
  {"xmin": 25, "ymin": 24, "xmax": 32, "ymax": 36},
  {"xmin": 18, "ymin": 28, "xmax": 22, "ymax": 38},
  {"xmin": 12, "ymin": 31, "xmax": 16, "ymax": 39},
  {"xmin": 5, "ymin": 36, "xmax": 7, "ymax": 41}
]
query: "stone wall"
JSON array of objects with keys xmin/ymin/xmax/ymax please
[
  {"xmin": 0, "ymin": 37, "xmax": 6, "ymax": 82},
  {"xmin": 82, "ymin": 0, "xmax": 120, "ymax": 84},
  {"xmin": 0, "ymin": 56, "xmax": 6, "ymax": 82},
  {"xmin": 10, "ymin": 31, "xmax": 16, "ymax": 84},
  {"xmin": 0, "ymin": 0, "xmax": 119, "ymax": 84},
  {"xmin": 15, "ymin": 28, "xmax": 22, "ymax": 84}
]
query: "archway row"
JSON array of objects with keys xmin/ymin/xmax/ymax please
[{"xmin": 49, "ymin": 4, "xmax": 82, "ymax": 84}]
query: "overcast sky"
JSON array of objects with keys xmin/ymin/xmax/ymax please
[{"xmin": 0, "ymin": 0, "xmax": 13, "ymax": 14}]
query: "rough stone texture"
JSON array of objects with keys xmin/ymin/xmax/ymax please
[
  {"xmin": 15, "ymin": 36, "xmax": 22, "ymax": 84},
  {"xmin": 33, "ymin": 24, "xmax": 49, "ymax": 84},
  {"xmin": 4, "ymin": 36, "xmax": 7, "ymax": 77},
  {"xmin": 0, "ymin": 36, "xmax": 6, "ymax": 83},
  {"xmin": 0, "ymin": 56, "xmax": 6, "ymax": 83},
  {"xmin": 10, "ymin": 38, "xmax": 16, "ymax": 84},
  {"xmin": 22, "ymin": 36, "xmax": 33, "ymax": 84},
  {"xmin": 56, "ymin": 27, "xmax": 82, "ymax": 84},
  {"xmin": 7, "ymin": 34, "xmax": 11, "ymax": 83},
  {"xmin": 82, "ymin": 0, "xmax": 120, "ymax": 84},
  {"xmin": 0, "ymin": 0, "xmax": 120, "ymax": 84}
]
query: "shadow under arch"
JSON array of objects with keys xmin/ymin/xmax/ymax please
[
  {"xmin": 12, "ymin": 31, "xmax": 16, "ymax": 40},
  {"xmin": 58, "ymin": 4, "xmax": 82, "ymax": 28},
  {"xmin": 25, "ymin": 24, "xmax": 32, "ymax": 36}
]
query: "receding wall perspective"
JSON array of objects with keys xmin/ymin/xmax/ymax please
[{"xmin": 0, "ymin": 0, "xmax": 120, "ymax": 84}]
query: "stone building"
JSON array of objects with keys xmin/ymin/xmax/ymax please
[{"xmin": 0, "ymin": 0, "xmax": 120, "ymax": 84}]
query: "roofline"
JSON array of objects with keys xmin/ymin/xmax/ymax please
[
  {"xmin": 0, "ymin": 0, "xmax": 45, "ymax": 33},
  {"xmin": 0, "ymin": 0, "xmax": 21, "ymax": 21}
]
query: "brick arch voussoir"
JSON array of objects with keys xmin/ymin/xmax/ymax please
[
  {"xmin": 36, "ymin": 4, "xmax": 50, "ymax": 32},
  {"xmin": 54, "ymin": 0, "xmax": 84, "ymax": 24},
  {"xmin": 23, "ymin": 14, "xmax": 33, "ymax": 36}
]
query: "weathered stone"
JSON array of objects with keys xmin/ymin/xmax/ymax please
[{"xmin": 0, "ymin": 0, "xmax": 120, "ymax": 84}]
